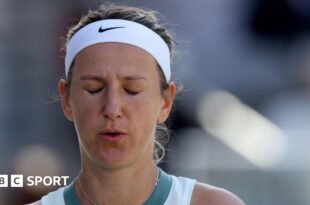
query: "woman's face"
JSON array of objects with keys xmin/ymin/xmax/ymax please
[{"xmin": 59, "ymin": 43, "xmax": 175, "ymax": 169}]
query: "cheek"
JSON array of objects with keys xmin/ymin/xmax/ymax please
[
  {"xmin": 70, "ymin": 92, "xmax": 98, "ymax": 133},
  {"xmin": 126, "ymin": 93, "xmax": 161, "ymax": 136}
]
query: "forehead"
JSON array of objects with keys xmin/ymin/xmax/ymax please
[{"xmin": 73, "ymin": 42, "xmax": 158, "ymax": 77}]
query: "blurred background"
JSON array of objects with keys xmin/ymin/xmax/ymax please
[{"xmin": 1, "ymin": 0, "xmax": 310, "ymax": 204}]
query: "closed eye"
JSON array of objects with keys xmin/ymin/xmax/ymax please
[
  {"xmin": 125, "ymin": 89, "xmax": 140, "ymax": 95},
  {"xmin": 87, "ymin": 89, "xmax": 102, "ymax": 95}
]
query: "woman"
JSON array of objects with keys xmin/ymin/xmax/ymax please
[{"xmin": 30, "ymin": 3, "xmax": 245, "ymax": 205}]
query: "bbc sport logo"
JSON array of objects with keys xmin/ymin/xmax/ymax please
[{"xmin": 0, "ymin": 175, "xmax": 69, "ymax": 187}]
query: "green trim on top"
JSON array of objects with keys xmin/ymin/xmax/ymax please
[
  {"xmin": 143, "ymin": 169, "xmax": 172, "ymax": 205},
  {"xmin": 63, "ymin": 169, "xmax": 172, "ymax": 205},
  {"xmin": 64, "ymin": 181, "xmax": 81, "ymax": 205}
]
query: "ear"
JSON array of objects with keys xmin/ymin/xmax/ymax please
[
  {"xmin": 59, "ymin": 79, "xmax": 73, "ymax": 121},
  {"xmin": 158, "ymin": 82, "xmax": 176, "ymax": 123}
]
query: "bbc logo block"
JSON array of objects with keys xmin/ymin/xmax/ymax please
[
  {"xmin": 0, "ymin": 175, "xmax": 8, "ymax": 187},
  {"xmin": 0, "ymin": 175, "xmax": 23, "ymax": 187},
  {"xmin": 11, "ymin": 175, "xmax": 23, "ymax": 187}
]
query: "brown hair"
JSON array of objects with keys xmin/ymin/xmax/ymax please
[{"xmin": 64, "ymin": 2, "xmax": 176, "ymax": 163}]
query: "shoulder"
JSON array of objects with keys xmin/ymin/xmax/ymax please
[
  {"xmin": 25, "ymin": 200, "xmax": 42, "ymax": 205},
  {"xmin": 190, "ymin": 182, "xmax": 246, "ymax": 205}
]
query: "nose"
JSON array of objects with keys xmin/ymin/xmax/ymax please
[{"xmin": 102, "ymin": 88, "xmax": 122, "ymax": 120}]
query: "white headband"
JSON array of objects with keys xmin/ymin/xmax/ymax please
[{"xmin": 65, "ymin": 19, "xmax": 171, "ymax": 82}]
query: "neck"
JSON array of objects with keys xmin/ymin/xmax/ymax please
[{"xmin": 76, "ymin": 154, "xmax": 158, "ymax": 205}]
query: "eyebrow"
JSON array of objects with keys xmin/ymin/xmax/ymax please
[
  {"xmin": 80, "ymin": 75, "xmax": 104, "ymax": 82},
  {"xmin": 123, "ymin": 75, "xmax": 147, "ymax": 81},
  {"xmin": 80, "ymin": 75, "xmax": 147, "ymax": 82}
]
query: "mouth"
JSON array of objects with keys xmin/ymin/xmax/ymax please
[{"xmin": 97, "ymin": 130, "xmax": 127, "ymax": 142}]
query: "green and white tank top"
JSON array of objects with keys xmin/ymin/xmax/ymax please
[{"xmin": 41, "ymin": 170, "xmax": 196, "ymax": 205}]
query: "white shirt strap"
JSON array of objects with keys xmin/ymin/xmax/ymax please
[{"xmin": 41, "ymin": 187, "xmax": 66, "ymax": 205}]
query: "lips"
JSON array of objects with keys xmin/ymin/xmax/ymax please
[{"xmin": 97, "ymin": 129, "xmax": 127, "ymax": 142}]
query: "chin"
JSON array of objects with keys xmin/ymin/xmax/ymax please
[{"xmin": 93, "ymin": 149, "xmax": 134, "ymax": 169}]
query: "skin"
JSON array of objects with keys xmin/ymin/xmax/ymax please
[{"xmin": 28, "ymin": 42, "xmax": 245, "ymax": 205}]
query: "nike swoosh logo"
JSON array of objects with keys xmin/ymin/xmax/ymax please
[{"xmin": 98, "ymin": 26, "xmax": 125, "ymax": 33}]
